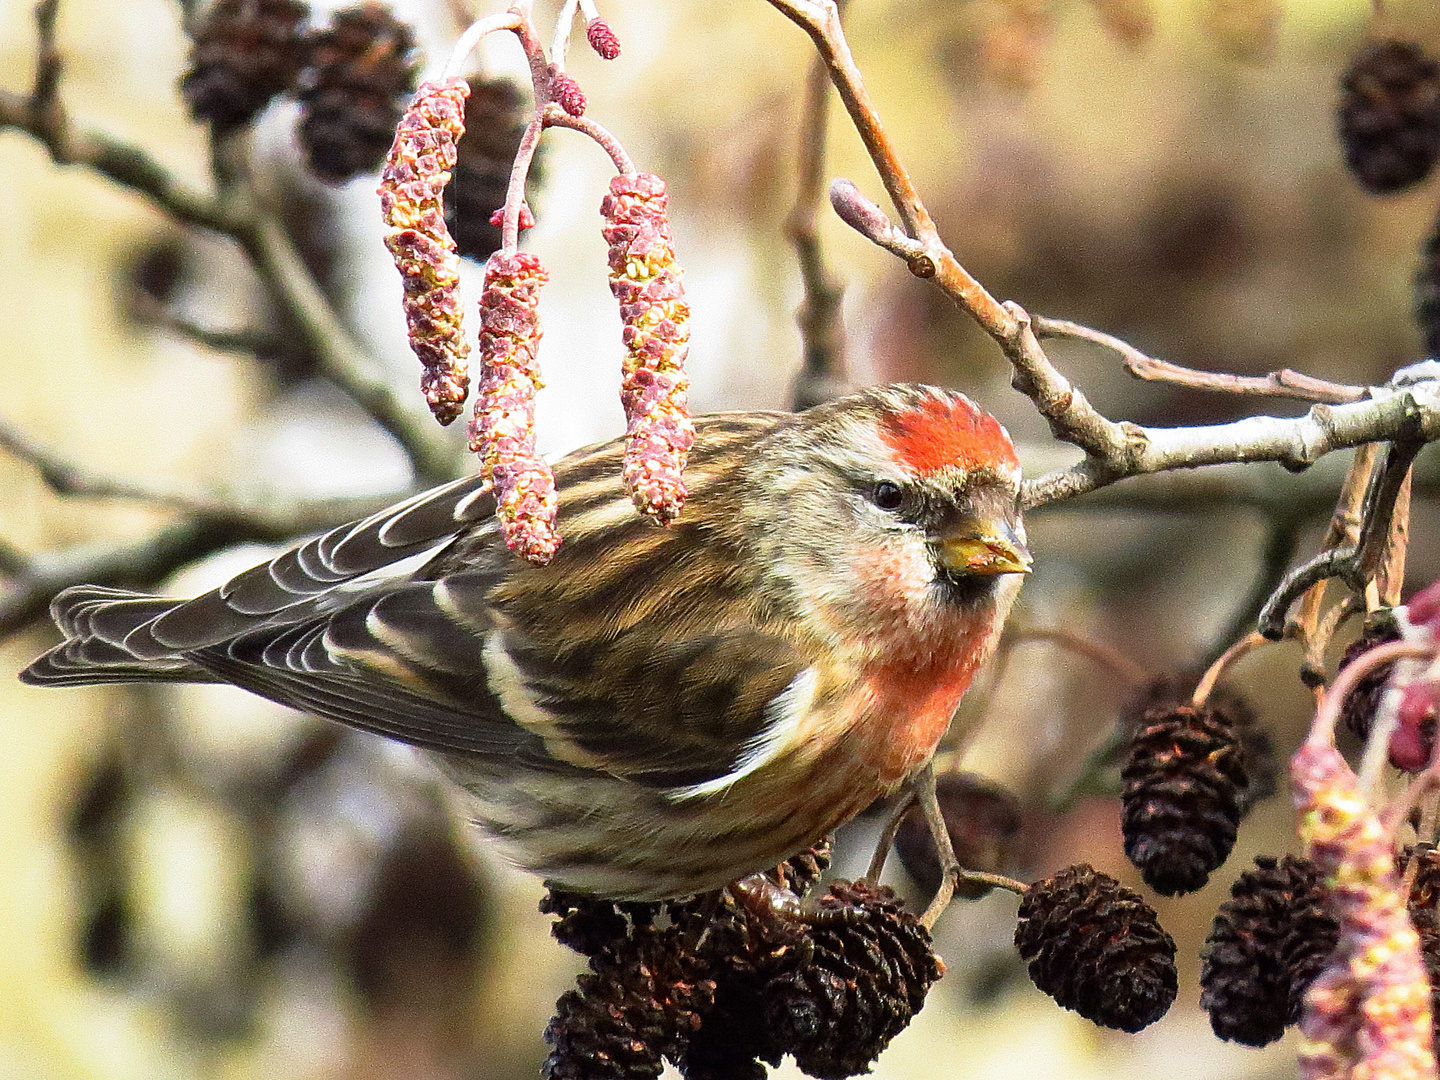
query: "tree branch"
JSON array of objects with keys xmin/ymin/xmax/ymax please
[
  {"xmin": 787, "ymin": 40, "xmax": 849, "ymax": 411},
  {"xmin": 1019, "ymin": 381, "xmax": 1440, "ymax": 510},
  {"xmin": 1033, "ymin": 316, "xmax": 1368, "ymax": 405},
  {"xmin": 0, "ymin": 413, "xmax": 397, "ymax": 533}
]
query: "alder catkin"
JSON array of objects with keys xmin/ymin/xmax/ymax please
[
  {"xmin": 378, "ymin": 78, "xmax": 471, "ymax": 426},
  {"xmin": 600, "ymin": 173, "xmax": 696, "ymax": 524}
]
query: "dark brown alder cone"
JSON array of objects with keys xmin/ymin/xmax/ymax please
[
  {"xmin": 678, "ymin": 882, "xmax": 811, "ymax": 1080},
  {"xmin": 1119, "ymin": 674, "xmax": 1276, "ymax": 814},
  {"xmin": 544, "ymin": 922, "xmax": 717, "ymax": 1080},
  {"xmin": 1420, "ymin": 220, "xmax": 1440, "ymax": 357},
  {"xmin": 541, "ymin": 847, "xmax": 940, "ymax": 1080},
  {"xmin": 1121, "ymin": 701, "xmax": 1249, "ymax": 895},
  {"xmin": 298, "ymin": 2, "xmax": 419, "ymax": 183},
  {"xmin": 443, "ymin": 78, "xmax": 534, "ymax": 261},
  {"xmin": 893, "ymin": 772, "xmax": 1022, "ymax": 898},
  {"xmin": 1014, "ymin": 864, "xmax": 1177, "ymax": 1032},
  {"xmin": 540, "ymin": 888, "xmax": 631, "ymax": 957},
  {"xmin": 1339, "ymin": 40, "xmax": 1440, "ymax": 194},
  {"xmin": 764, "ymin": 880, "xmax": 943, "ymax": 1080},
  {"xmin": 1339, "ymin": 616, "xmax": 1405, "ymax": 743},
  {"xmin": 181, "ymin": 0, "xmax": 309, "ymax": 133},
  {"xmin": 1199, "ymin": 854, "xmax": 1338, "ymax": 1046}
]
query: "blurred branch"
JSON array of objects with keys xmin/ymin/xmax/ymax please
[
  {"xmin": 1202, "ymin": 512, "xmax": 1304, "ymax": 668},
  {"xmin": 0, "ymin": 413, "xmax": 397, "ymax": 531},
  {"xmin": 786, "ymin": 38, "xmax": 849, "ymax": 410},
  {"xmin": 1033, "ymin": 317, "xmax": 1368, "ymax": 405},
  {"xmin": 0, "ymin": 2, "xmax": 458, "ymax": 484},
  {"xmin": 130, "ymin": 298, "xmax": 281, "ymax": 356},
  {"xmin": 0, "ymin": 485, "xmax": 399, "ymax": 642}
]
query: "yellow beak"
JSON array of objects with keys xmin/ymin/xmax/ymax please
[{"xmin": 938, "ymin": 520, "xmax": 1032, "ymax": 577}]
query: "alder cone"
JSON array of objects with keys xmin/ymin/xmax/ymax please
[
  {"xmin": 540, "ymin": 888, "xmax": 630, "ymax": 957},
  {"xmin": 1199, "ymin": 854, "xmax": 1338, "ymax": 1046},
  {"xmin": 1121, "ymin": 702, "xmax": 1248, "ymax": 895},
  {"xmin": 893, "ymin": 772, "xmax": 1022, "ymax": 898},
  {"xmin": 298, "ymin": 2, "xmax": 418, "ymax": 183},
  {"xmin": 1339, "ymin": 618, "xmax": 1405, "ymax": 742},
  {"xmin": 443, "ymin": 78, "xmax": 534, "ymax": 261},
  {"xmin": 764, "ymin": 880, "xmax": 943, "ymax": 1080},
  {"xmin": 1014, "ymin": 864, "xmax": 1177, "ymax": 1032},
  {"xmin": 181, "ymin": 0, "xmax": 308, "ymax": 132},
  {"xmin": 544, "ymin": 923, "xmax": 716, "ymax": 1080},
  {"xmin": 1119, "ymin": 675, "xmax": 1275, "ymax": 814},
  {"xmin": 1340, "ymin": 40, "xmax": 1440, "ymax": 194}
]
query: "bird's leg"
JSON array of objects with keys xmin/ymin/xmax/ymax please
[
  {"xmin": 865, "ymin": 791, "xmax": 916, "ymax": 883},
  {"xmin": 915, "ymin": 763, "xmax": 960, "ymax": 928},
  {"xmin": 914, "ymin": 762, "xmax": 1025, "ymax": 929}
]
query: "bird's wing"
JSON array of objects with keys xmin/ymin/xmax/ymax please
[
  {"xmin": 32, "ymin": 411, "xmax": 810, "ymax": 793},
  {"xmin": 121, "ymin": 473, "xmax": 497, "ymax": 658},
  {"xmin": 230, "ymin": 565, "xmax": 814, "ymax": 793}
]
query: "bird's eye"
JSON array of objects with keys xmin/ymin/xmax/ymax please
[{"xmin": 871, "ymin": 481, "xmax": 904, "ymax": 511}]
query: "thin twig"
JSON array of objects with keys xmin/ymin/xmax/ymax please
[
  {"xmin": 541, "ymin": 105, "xmax": 634, "ymax": 172},
  {"xmin": 1310, "ymin": 640, "xmax": 1437, "ymax": 747},
  {"xmin": 1381, "ymin": 467, "xmax": 1413, "ymax": 607},
  {"xmin": 914, "ymin": 762, "xmax": 1026, "ymax": 928},
  {"xmin": 787, "ymin": 41, "xmax": 848, "ymax": 411},
  {"xmin": 1192, "ymin": 632, "xmax": 1269, "ymax": 708},
  {"xmin": 1007, "ymin": 627, "xmax": 1150, "ymax": 688},
  {"xmin": 1293, "ymin": 447, "xmax": 1379, "ymax": 653},
  {"xmin": 1355, "ymin": 440, "xmax": 1424, "ymax": 585},
  {"xmin": 763, "ymin": 3, "xmax": 1440, "ymax": 511},
  {"xmin": 1034, "ymin": 317, "xmax": 1367, "ymax": 405}
]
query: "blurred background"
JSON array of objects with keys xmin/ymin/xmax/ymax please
[{"xmin": 1, "ymin": 0, "xmax": 1438, "ymax": 1076}]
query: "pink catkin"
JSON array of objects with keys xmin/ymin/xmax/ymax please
[
  {"xmin": 378, "ymin": 77, "xmax": 471, "ymax": 426},
  {"xmin": 548, "ymin": 65, "xmax": 586, "ymax": 116},
  {"xmin": 600, "ymin": 173, "xmax": 695, "ymax": 524},
  {"xmin": 1292, "ymin": 742, "xmax": 1437, "ymax": 1080},
  {"xmin": 586, "ymin": 17, "xmax": 621, "ymax": 60},
  {"xmin": 470, "ymin": 251, "xmax": 560, "ymax": 565}
]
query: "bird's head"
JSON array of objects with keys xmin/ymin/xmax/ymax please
[{"xmin": 741, "ymin": 385, "xmax": 1028, "ymax": 655}]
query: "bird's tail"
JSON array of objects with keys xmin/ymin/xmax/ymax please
[{"xmin": 20, "ymin": 586, "xmax": 218, "ymax": 686}]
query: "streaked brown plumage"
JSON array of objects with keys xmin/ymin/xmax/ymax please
[{"xmin": 22, "ymin": 384, "xmax": 1029, "ymax": 900}]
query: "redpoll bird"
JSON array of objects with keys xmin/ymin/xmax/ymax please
[{"xmin": 22, "ymin": 385, "xmax": 1029, "ymax": 901}]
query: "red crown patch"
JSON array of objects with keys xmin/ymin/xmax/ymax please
[{"xmin": 880, "ymin": 395, "xmax": 1019, "ymax": 476}]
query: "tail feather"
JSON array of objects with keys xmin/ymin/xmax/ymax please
[{"xmin": 21, "ymin": 586, "xmax": 214, "ymax": 687}]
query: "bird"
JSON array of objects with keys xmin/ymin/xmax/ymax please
[{"xmin": 22, "ymin": 384, "xmax": 1030, "ymax": 901}]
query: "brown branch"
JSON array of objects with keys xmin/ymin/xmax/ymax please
[
  {"xmin": 787, "ymin": 40, "xmax": 849, "ymax": 411},
  {"xmin": 1033, "ymin": 316, "xmax": 1368, "ymax": 405}
]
